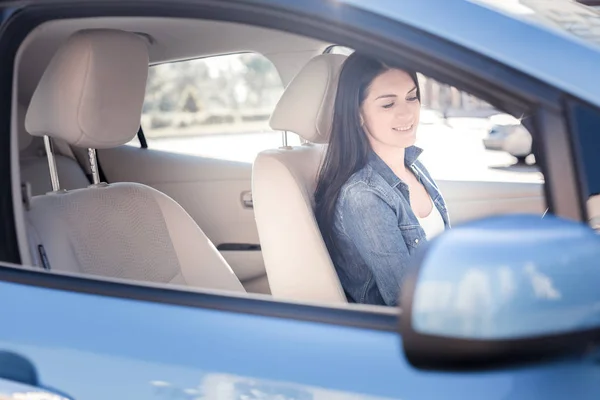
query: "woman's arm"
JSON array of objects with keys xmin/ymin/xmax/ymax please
[{"xmin": 339, "ymin": 186, "xmax": 413, "ymax": 306}]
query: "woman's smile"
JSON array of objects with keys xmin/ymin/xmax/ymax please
[{"xmin": 392, "ymin": 123, "xmax": 414, "ymax": 132}]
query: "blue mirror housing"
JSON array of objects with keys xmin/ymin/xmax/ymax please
[{"xmin": 399, "ymin": 214, "xmax": 600, "ymax": 370}]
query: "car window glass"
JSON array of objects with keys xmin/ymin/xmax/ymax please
[
  {"xmin": 135, "ymin": 53, "xmax": 299, "ymax": 162},
  {"xmin": 415, "ymin": 77, "xmax": 542, "ymax": 185},
  {"xmin": 327, "ymin": 45, "xmax": 543, "ymax": 185}
]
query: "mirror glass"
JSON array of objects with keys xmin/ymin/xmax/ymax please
[{"xmin": 409, "ymin": 215, "xmax": 600, "ymax": 340}]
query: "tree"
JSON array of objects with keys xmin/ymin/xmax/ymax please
[
  {"xmin": 239, "ymin": 54, "xmax": 279, "ymax": 107},
  {"xmin": 158, "ymin": 94, "xmax": 176, "ymax": 112},
  {"xmin": 181, "ymin": 88, "xmax": 202, "ymax": 113}
]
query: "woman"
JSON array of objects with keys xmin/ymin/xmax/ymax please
[{"xmin": 315, "ymin": 52, "xmax": 451, "ymax": 307}]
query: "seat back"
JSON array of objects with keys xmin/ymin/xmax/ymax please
[
  {"xmin": 23, "ymin": 29, "xmax": 244, "ymax": 293},
  {"xmin": 252, "ymin": 54, "xmax": 347, "ymax": 303},
  {"xmin": 18, "ymin": 102, "xmax": 90, "ymax": 196}
]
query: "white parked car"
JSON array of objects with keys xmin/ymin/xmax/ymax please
[{"xmin": 483, "ymin": 113, "xmax": 533, "ymax": 163}]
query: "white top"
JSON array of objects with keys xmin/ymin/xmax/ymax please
[{"xmin": 416, "ymin": 196, "xmax": 445, "ymax": 240}]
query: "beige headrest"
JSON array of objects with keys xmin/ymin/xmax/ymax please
[
  {"xmin": 25, "ymin": 29, "xmax": 149, "ymax": 149},
  {"xmin": 17, "ymin": 103, "xmax": 32, "ymax": 151},
  {"xmin": 270, "ymin": 54, "xmax": 347, "ymax": 144}
]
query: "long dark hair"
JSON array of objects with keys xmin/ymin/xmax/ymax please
[{"xmin": 314, "ymin": 52, "xmax": 420, "ymax": 253}]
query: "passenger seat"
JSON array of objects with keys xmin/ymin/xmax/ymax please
[
  {"xmin": 23, "ymin": 29, "xmax": 245, "ymax": 293},
  {"xmin": 18, "ymin": 103, "xmax": 89, "ymax": 196},
  {"xmin": 252, "ymin": 54, "xmax": 347, "ymax": 303}
]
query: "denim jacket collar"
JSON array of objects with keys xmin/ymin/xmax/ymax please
[{"xmin": 367, "ymin": 146, "xmax": 424, "ymax": 188}]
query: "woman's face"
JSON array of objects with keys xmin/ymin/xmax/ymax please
[{"xmin": 360, "ymin": 68, "xmax": 420, "ymax": 151}]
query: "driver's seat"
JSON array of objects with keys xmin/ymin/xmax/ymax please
[{"xmin": 252, "ymin": 54, "xmax": 347, "ymax": 303}]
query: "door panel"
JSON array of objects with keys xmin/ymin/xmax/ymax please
[
  {"xmin": 98, "ymin": 146, "xmax": 268, "ymax": 293},
  {"xmin": 1, "ymin": 273, "xmax": 599, "ymax": 400},
  {"xmin": 437, "ymin": 180, "xmax": 545, "ymax": 225},
  {"xmin": 220, "ymin": 250, "xmax": 265, "ymax": 282}
]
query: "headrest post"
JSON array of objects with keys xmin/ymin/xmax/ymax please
[
  {"xmin": 43, "ymin": 135, "xmax": 61, "ymax": 192},
  {"xmin": 87, "ymin": 148, "xmax": 101, "ymax": 185},
  {"xmin": 282, "ymin": 130, "xmax": 288, "ymax": 147},
  {"xmin": 280, "ymin": 131, "xmax": 293, "ymax": 150}
]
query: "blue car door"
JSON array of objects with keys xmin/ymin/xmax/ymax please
[{"xmin": 1, "ymin": 1, "xmax": 599, "ymax": 400}]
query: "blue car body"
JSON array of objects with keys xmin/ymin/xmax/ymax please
[{"xmin": 1, "ymin": 1, "xmax": 599, "ymax": 399}]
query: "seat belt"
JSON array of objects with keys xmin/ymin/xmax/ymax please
[
  {"xmin": 69, "ymin": 144, "xmax": 108, "ymax": 184},
  {"xmin": 57, "ymin": 126, "xmax": 145, "ymax": 183}
]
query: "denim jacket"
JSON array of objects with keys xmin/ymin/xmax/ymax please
[{"xmin": 330, "ymin": 146, "xmax": 450, "ymax": 306}]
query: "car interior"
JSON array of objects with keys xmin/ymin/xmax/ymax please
[{"xmin": 11, "ymin": 15, "xmax": 553, "ymax": 307}]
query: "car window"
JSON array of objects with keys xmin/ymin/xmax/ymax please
[
  {"xmin": 415, "ymin": 76, "xmax": 542, "ymax": 185},
  {"xmin": 136, "ymin": 53, "xmax": 299, "ymax": 162},
  {"xmin": 6, "ymin": 13, "xmax": 558, "ymax": 310},
  {"xmin": 326, "ymin": 46, "xmax": 543, "ymax": 185}
]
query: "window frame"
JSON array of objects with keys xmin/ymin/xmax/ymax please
[
  {"xmin": 0, "ymin": 0, "xmax": 587, "ymax": 326},
  {"xmin": 565, "ymin": 96, "xmax": 600, "ymax": 200}
]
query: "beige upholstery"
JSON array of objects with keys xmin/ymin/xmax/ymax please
[
  {"xmin": 17, "ymin": 103, "xmax": 33, "ymax": 151},
  {"xmin": 25, "ymin": 29, "xmax": 148, "ymax": 149},
  {"xmin": 24, "ymin": 29, "xmax": 244, "ymax": 293},
  {"xmin": 18, "ymin": 99, "xmax": 90, "ymax": 196},
  {"xmin": 270, "ymin": 54, "xmax": 347, "ymax": 144},
  {"xmin": 20, "ymin": 154, "xmax": 90, "ymax": 196},
  {"xmin": 252, "ymin": 54, "xmax": 347, "ymax": 303},
  {"xmin": 26, "ymin": 183, "xmax": 243, "ymax": 291}
]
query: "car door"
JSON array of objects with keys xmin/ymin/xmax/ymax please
[{"xmin": 0, "ymin": 1, "xmax": 597, "ymax": 399}]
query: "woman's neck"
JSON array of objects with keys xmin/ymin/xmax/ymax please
[{"xmin": 373, "ymin": 144, "xmax": 408, "ymax": 179}]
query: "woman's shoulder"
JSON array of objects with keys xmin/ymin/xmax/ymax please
[
  {"xmin": 338, "ymin": 165, "xmax": 393, "ymax": 208},
  {"xmin": 340, "ymin": 165, "xmax": 373, "ymax": 194}
]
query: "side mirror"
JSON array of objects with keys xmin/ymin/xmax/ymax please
[{"xmin": 399, "ymin": 214, "xmax": 600, "ymax": 370}]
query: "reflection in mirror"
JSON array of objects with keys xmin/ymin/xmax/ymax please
[
  {"xmin": 411, "ymin": 215, "xmax": 600, "ymax": 339},
  {"xmin": 150, "ymin": 373, "xmax": 396, "ymax": 400}
]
